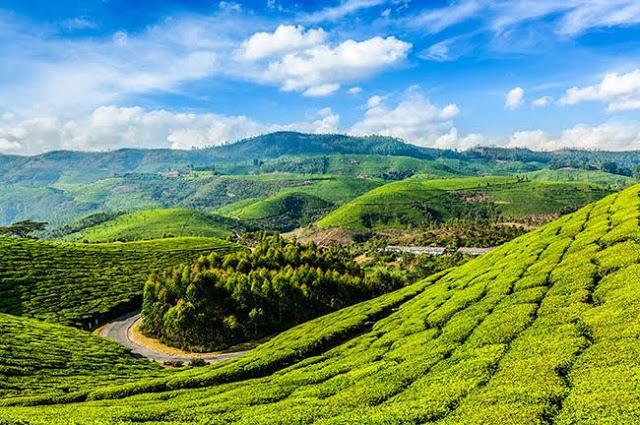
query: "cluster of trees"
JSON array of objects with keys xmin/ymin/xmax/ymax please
[
  {"xmin": 0, "ymin": 220, "xmax": 47, "ymax": 238},
  {"xmin": 141, "ymin": 233, "xmax": 406, "ymax": 351}
]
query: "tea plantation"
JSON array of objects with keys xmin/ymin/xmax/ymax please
[
  {"xmin": 1, "ymin": 184, "xmax": 639, "ymax": 423},
  {"xmin": 0, "ymin": 236, "xmax": 235, "ymax": 328},
  {"xmin": 0, "ymin": 312, "xmax": 166, "ymax": 402},
  {"xmin": 319, "ymin": 175, "xmax": 613, "ymax": 230},
  {"xmin": 61, "ymin": 208, "xmax": 239, "ymax": 242}
]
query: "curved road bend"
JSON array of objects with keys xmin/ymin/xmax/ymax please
[{"xmin": 98, "ymin": 312, "xmax": 249, "ymax": 364}]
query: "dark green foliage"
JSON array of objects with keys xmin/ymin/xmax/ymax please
[
  {"xmin": 141, "ymin": 234, "xmax": 404, "ymax": 351},
  {"xmin": 0, "ymin": 220, "xmax": 47, "ymax": 238},
  {"xmin": 0, "ymin": 237, "xmax": 235, "ymax": 328}
]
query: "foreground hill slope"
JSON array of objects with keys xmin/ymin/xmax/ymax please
[
  {"xmin": 0, "ymin": 312, "xmax": 165, "ymax": 401},
  {"xmin": 0, "ymin": 237, "xmax": 235, "ymax": 328},
  {"xmin": 3, "ymin": 184, "xmax": 640, "ymax": 424}
]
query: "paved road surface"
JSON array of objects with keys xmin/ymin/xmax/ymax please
[{"xmin": 98, "ymin": 312, "xmax": 249, "ymax": 364}]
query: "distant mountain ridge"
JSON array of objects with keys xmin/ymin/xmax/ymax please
[{"xmin": 2, "ymin": 131, "xmax": 640, "ymax": 186}]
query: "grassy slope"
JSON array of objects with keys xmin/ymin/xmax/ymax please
[
  {"xmin": 62, "ymin": 208, "xmax": 237, "ymax": 242},
  {"xmin": 219, "ymin": 176, "xmax": 383, "ymax": 230},
  {"xmin": 0, "ymin": 312, "xmax": 166, "ymax": 401},
  {"xmin": 318, "ymin": 176, "xmax": 613, "ymax": 230},
  {"xmin": 0, "ymin": 237, "xmax": 235, "ymax": 327},
  {"xmin": 525, "ymin": 168, "xmax": 634, "ymax": 188},
  {"xmin": 3, "ymin": 184, "xmax": 640, "ymax": 423}
]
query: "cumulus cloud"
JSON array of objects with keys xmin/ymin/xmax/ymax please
[
  {"xmin": 349, "ymin": 89, "xmax": 464, "ymax": 147},
  {"xmin": 254, "ymin": 34, "xmax": 411, "ymax": 96},
  {"xmin": 348, "ymin": 86, "xmax": 363, "ymax": 94},
  {"xmin": 559, "ymin": 69, "xmax": 640, "ymax": 111},
  {"xmin": 0, "ymin": 106, "xmax": 342, "ymax": 155},
  {"xmin": 238, "ymin": 25, "xmax": 327, "ymax": 61},
  {"xmin": 505, "ymin": 87, "xmax": 524, "ymax": 110},
  {"xmin": 507, "ymin": 121, "xmax": 640, "ymax": 151},
  {"xmin": 532, "ymin": 96, "xmax": 552, "ymax": 107}
]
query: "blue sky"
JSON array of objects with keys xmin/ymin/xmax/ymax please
[{"xmin": 1, "ymin": 0, "xmax": 640, "ymax": 154}]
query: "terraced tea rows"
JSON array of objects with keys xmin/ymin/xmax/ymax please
[
  {"xmin": 62, "ymin": 208, "xmax": 238, "ymax": 242},
  {"xmin": 0, "ymin": 237, "xmax": 235, "ymax": 328},
  {"xmin": 0, "ymin": 312, "xmax": 165, "ymax": 402},
  {"xmin": 319, "ymin": 175, "xmax": 613, "ymax": 230},
  {"xmin": 2, "ymin": 185, "xmax": 639, "ymax": 424}
]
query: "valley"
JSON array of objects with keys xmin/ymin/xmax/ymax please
[{"xmin": 1, "ymin": 132, "xmax": 640, "ymax": 424}]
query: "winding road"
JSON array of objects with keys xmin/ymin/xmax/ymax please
[{"xmin": 98, "ymin": 312, "xmax": 250, "ymax": 364}]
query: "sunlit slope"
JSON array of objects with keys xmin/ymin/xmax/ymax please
[
  {"xmin": 3, "ymin": 184, "xmax": 640, "ymax": 424},
  {"xmin": 0, "ymin": 237, "xmax": 235, "ymax": 327},
  {"xmin": 62, "ymin": 208, "xmax": 238, "ymax": 242},
  {"xmin": 0, "ymin": 312, "xmax": 165, "ymax": 403},
  {"xmin": 318, "ymin": 176, "xmax": 612, "ymax": 230}
]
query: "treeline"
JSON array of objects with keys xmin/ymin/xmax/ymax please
[{"xmin": 141, "ymin": 233, "xmax": 406, "ymax": 351}]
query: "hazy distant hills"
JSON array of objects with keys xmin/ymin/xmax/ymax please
[{"xmin": 3, "ymin": 131, "xmax": 640, "ymax": 186}]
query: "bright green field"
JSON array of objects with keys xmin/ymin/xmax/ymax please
[
  {"xmin": 62, "ymin": 208, "xmax": 237, "ymax": 242},
  {"xmin": 318, "ymin": 176, "xmax": 613, "ymax": 230},
  {"xmin": 0, "ymin": 312, "xmax": 166, "ymax": 402},
  {"xmin": 2, "ymin": 184, "xmax": 640, "ymax": 423},
  {"xmin": 219, "ymin": 176, "xmax": 382, "ymax": 230},
  {"xmin": 0, "ymin": 237, "xmax": 235, "ymax": 327}
]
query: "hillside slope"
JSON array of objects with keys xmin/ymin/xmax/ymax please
[
  {"xmin": 2, "ymin": 184, "xmax": 640, "ymax": 423},
  {"xmin": 319, "ymin": 176, "xmax": 612, "ymax": 230},
  {"xmin": 62, "ymin": 208, "xmax": 239, "ymax": 242},
  {"xmin": 0, "ymin": 312, "xmax": 165, "ymax": 401},
  {"xmin": 0, "ymin": 237, "xmax": 235, "ymax": 328}
]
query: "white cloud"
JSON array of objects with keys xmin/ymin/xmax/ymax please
[
  {"xmin": 62, "ymin": 17, "xmax": 97, "ymax": 31},
  {"xmin": 532, "ymin": 96, "xmax": 552, "ymax": 107},
  {"xmin": 300, "ymin": 0, "xmax": 387, "ymax": 23},
  {"xmin": 409, "ymin": 0, "xmax": 482, "ymax": 33},
  {"xmin": 258, "ymin": 35, "xmax": 411, "ymax": 96},
  {"xmin": 505, "ymin": 86, "xmax": 524, "ymax": 109},
  {"xmin": 367, "ymin": 95, "xmax": 384, "ymax": 108},
  {"xmin": 238, "ymin": 25, "xmax": 327, "ymax": 61},
  {"xmin": 218, "ymin": 1, "xmax": 242, "ymax": 12},
  {"xmin": 348, "ymin": 86, "xmax": 363, "ymax": 94},
  {"xmin": 559, "ymin": 69, "xmax": 640, "ymax": 111},
  {"xmin": 0, "ymin": 106, "xmax": 342, "ymax": 155},
  {"xmin": 409, "ymin": 1, "xmax": 640, "ymax": 39},
  {"xmin": 349, "ymin": 89, "xmax": 463, "ymax": 147},
  {"xmin": 507, "ymin": 121, "xmax": 640, "ymax": 151}
]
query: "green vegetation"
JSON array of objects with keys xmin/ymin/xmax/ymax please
[
  {"xmin": 319, "ymin": 176, "xmax": 612, "ymax": 231},
  {"xmin": 0, "ymin": 236, "xmax": 235, "ymax": 328},
  {"xmin": 62, "ymin": 208, "xmax": 239, "ymax": 242},
  {"xmin": 0, "ymin": 220, "xmax": 47, "ymax": 238},
  {"xmin": 141, "ymin": 234, "xmax": 405, "ymax": 351},
  {"xmin": 0, "ymin": 312, "xmax": 165, "ymax": 402},
  {"xmin": 2, "ymin": 185, "xmax": 640, "ymax": 423}
]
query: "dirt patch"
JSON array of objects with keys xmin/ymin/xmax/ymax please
[
  {"xmin": 284, "ymin": 226, "xmax": 355, "ymax": 246},
  {"xmin": 457, "ymin": 192, "xmax": 492, "ymax": 203}
]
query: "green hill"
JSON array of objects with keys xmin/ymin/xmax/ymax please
[
  {"xmin": 223, "ymin": 192, "xmax": 333, "ymax": 231},
  {"xmin": 0, "ymin": 237, "xmax": 235, "ymax": 328},
  {"xmin": 219, "ymin": 176, "xmax": 382, "ymax": 231},
  {"xmin": 318, "ymin": 176, "xmax": 613, "ymax": 230},
  {"xmin": 2, "ymin": 184, "xmax": 639, "ymax": 423},
  {"xmin": 61, "ymin": 208, "xmax": 239, "ymax": 242},
  {"xmin": 0, "ymin": 312, "xmax": 165, "ymax": 402}
]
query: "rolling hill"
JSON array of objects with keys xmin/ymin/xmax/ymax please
[
  {"xmin": 218, "ymin": 176, "xmax": 382, "ymax": 231},
  {"xmin": 61, "ymin": 208, "xmax": 239, "ymax": 242},
  {"xmin": 1, "ymin": 184, "xmax": 639, "ymax": 423},
  {"xmin": 0, "ymin": 237, "xmax": 235, "ymax": 328},
  {"xmin": 0, "ymin": 312, "xmax": 165, "ymax": 402},
  {"xmin": 318, "ymin": 176, "xmax": 614, "ymax": 230}
]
